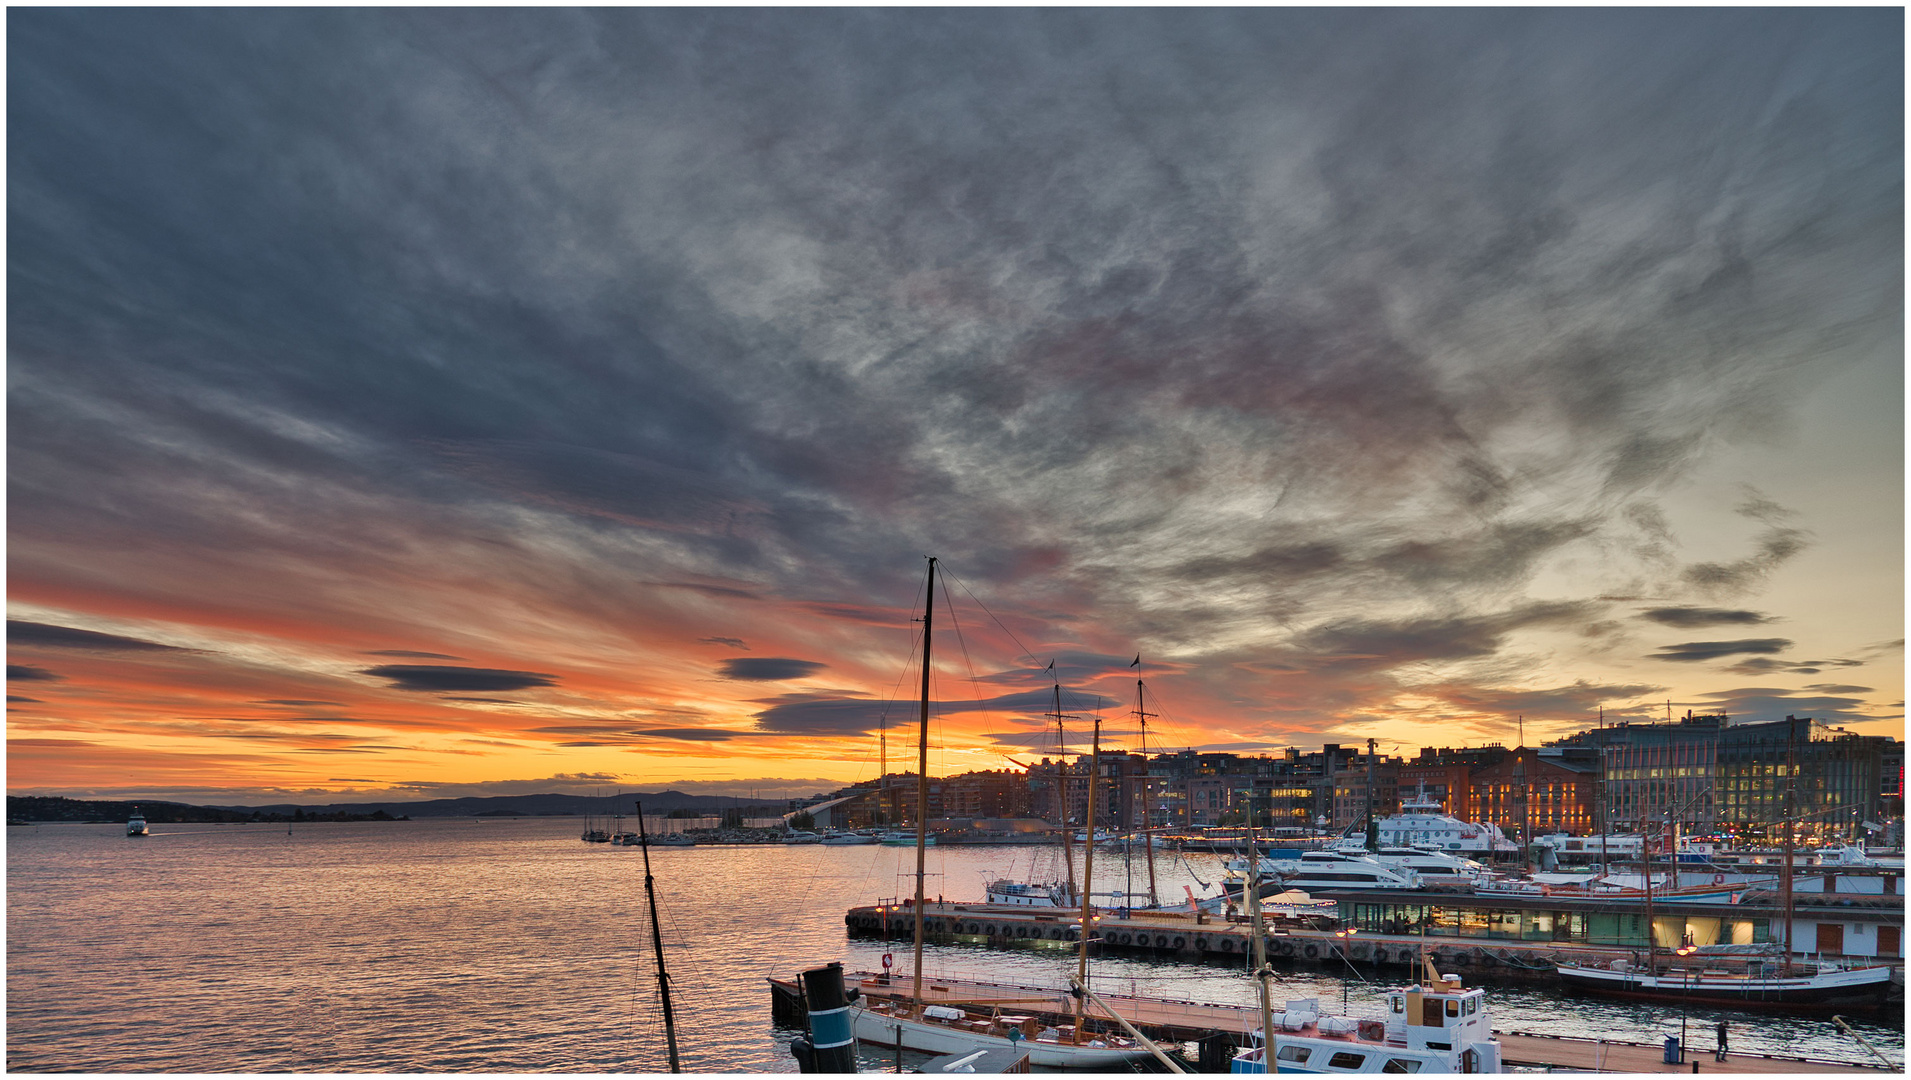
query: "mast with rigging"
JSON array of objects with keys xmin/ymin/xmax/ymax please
[
  {"xmin": 1072, "ymin": 712, "xmax": 1102, "ymax": 1044},
  {"xmin": 1051, "ymin": 675, "xmax": 1079, "ymax": 907},
  {"xmin": 1134, "ymin": 678, "xmax": 1159, "ymax": 907},
  {"xmin": 635, "ymin": 801, "xmax": 682, "ymax": 1073},
  {"xmin": 910, "ymin": 557, "xmax": 936, "ymax": 1016}
]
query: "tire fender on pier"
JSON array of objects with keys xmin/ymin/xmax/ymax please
[
  {"xmin": 1195, "ymin": 936, "xmax": 1210, "ymax": 952},
  {"xmin": 1276, "ymin": 940, "xmax": 1295, "ymax": 958},
  {"xmin": 1174, "ymin": 936, "xmax": 1187, "ymax": 951},
  {"xmin": 1304, "ymin": 944, "xmax": 1319, "ymax": 960}
]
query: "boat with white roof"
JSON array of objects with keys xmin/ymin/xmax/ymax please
[{"xmin": 1231, "ymin": 958, "xmax": 1503, "ymax": 1073}]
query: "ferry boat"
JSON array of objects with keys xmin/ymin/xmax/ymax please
[
  {"xmin": 1361, "ymin": 790, "xmax": 1514, "ymax": 854},
  {"xmin": 1231, "ymin": 962, "xmax": 1503, "ymax": 1073},
  {"xmin": 126, "ymin": 810, "xmax": 148, "ymax": 837}
]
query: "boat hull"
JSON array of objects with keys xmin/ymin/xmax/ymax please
[
  {"xmin": 851, "ymin": 1006, "xmax": 1152, "ymax": 1067},
  {"xmin": 1555, "ymin": 963, "xmax": 1893, "ymax": 1008}
]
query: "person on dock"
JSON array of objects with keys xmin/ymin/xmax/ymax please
[{"xmin": 1715, "ymin": 1020, "xmax": 1728, "ymax": 1062}]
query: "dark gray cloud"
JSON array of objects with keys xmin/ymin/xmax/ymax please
[
  {"xmin": 699, "ymin": 637, "xmax": 747, "ymax": 649},
  {"xmin": 1698, "ymin": 687, "xmax": 1888, "ymax": 727},
  {"xmin": 360, "ymin": 665, "xmax": 558, "ymax": 692},
  {"xmin": 1651, "ymin": 638, "xmax": 1792, "ymax": 663},
  {"xmin": 8, "ymin": 696, "xmax": 43, "ymax": 703},
  {"xmin": 7, "ymin": 665, "xmax": 62, "ymax": 682},
  {"xmin": 364, "ymin": 650, "xmax": 465, "ymax": 660},
  {"xmin": 1724, "ymin": 655, "xmax": 1863, "ymax": 677},
  {"xmin": 7, "ymin": 620, "xmax": 187, "ymax": 651},
  {"xmin": 717, "ymin": 658, "xmax": 827, "ymax": 682},
  {"xmin": 3, "ymin": 9, "xmax": 1899, "ymax": 753},
  {"xmin": 254, "ymin": 699, "xmax": 342, "ymax": 706},
  {"xmin": 751, "ymin": 687, "xmax": 1066, "ymax": 736},
  {"xmin": 1638, "ymin": 607, "xmax": 1772, "ymax": 629},
  {"xmin": 1296, "ymin": 602, "xmax": 1600, "ymax": 672}
]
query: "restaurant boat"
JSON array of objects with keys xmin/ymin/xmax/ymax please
[{"xmin": 1231, "ymin": 961, "xmax": 1503, "ymax": 1074}]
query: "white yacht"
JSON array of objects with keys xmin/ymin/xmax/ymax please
[
  {"xmin": 1361, "ymin": 845, "xmax": 1490, "ymax": 886},
  {"xmin": 126, "ymin": 810, "xmax": 148, "ymax": 837},
  {"xmin": 1230, "ymin": 850, "xmax": 1423, "ymax": 894},
  {"xmin": 983, "ymin": 880, "xmax": 1075, "ymax": 907}
]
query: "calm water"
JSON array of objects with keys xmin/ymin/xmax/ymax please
[{"xmin": 7, "ymin": 818, "xmax": 1902, "ymax": 1072}]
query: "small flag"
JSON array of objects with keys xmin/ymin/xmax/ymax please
[
  {"xmin": 1046, "ymin": 659, "xmax": 1055, "ymax": 672},
  {"xmin": 1131, "ymin": 654, "xmax": 1141, "ymax": 667}
]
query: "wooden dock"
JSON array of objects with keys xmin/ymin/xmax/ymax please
[{"xmin": 772, "ymin": 970, "xmax": 1891, "ymax": 1074}]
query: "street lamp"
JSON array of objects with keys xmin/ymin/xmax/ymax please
[{"xmin": 1675, "ymin": 943, "xmax": 1698, "ymax": 1061}]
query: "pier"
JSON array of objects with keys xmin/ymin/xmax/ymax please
[{"xmin": 770, "ymin": 970, "xmax": 1892, "ymax": 1073}]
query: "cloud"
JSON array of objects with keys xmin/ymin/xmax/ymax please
[
  {"xmin": 363, "ymin": 650, "xmax": 466, "ymax": 660},
  {"xmin": 1650, "ymin": 638, "xmax": 1792, "ymax": 662},
  {"xmin": 717, "ymin": 658, "xmax": 827, "ymax": 681},
  {"xmin": 359, "ymin": 665, "xmax": 559, "ymax": 692},
  {"xmin": 699, "ymin": 637, "xmax": 747, "ymax": 649},
  {"xmin": 1296, "ymin": 602, "xmax": 1600, "ymax": 672},
  {"xmin": 8, "ymin": 696, "xmax": 43, "ymax": 703},
  {"xmin": 1680, "ymin": 491, "xmax": 1812, "ymax": 595},
  {"xmin": 1637, "ymin": 607, "xmax": 1772, "ymax": 628},
  {"xmin": 7, "ymin": 665, "xmax": 62, "ymax": 682},
  {"xmin": 254, "ymin": 699, "xmax": 342, "ymax": 706},
  {"xmin": 1697, "ymin": 687, "xmax": 1886, "ymax": 727},
  {"xmin": 7, "ymin": 620, "xmax": 188, "ymax": 651},
  {"xmin": 1724, "ymin": 655, "xmax": 1863, "ymax": 676}
]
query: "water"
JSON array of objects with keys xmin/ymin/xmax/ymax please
[{"xmin": 7, "ymin": 819, "xmax": 1902, "ymax": 1072}]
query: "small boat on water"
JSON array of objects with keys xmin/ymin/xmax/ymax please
[
  {"xmin": 1231, "ymin": 961, "xmax": 1504, "ymax": 1073},
  {"xmin": 820, "ymin": 830, "xmax": 877, "ymax": 846},
  {"xmin": 853, "ymin": 999, "xmax": 1152, "ymax": 1067},
  {"xmin": 653, "ymin": 833, "xmax": 697, "ymax": 848},
  {"xmin": 126, "ymin": 810, "xmax": 148, "ymax": 837},
  {"xmin": 879, "ymin": 830, "xmax": 936, "ymax": 846}
]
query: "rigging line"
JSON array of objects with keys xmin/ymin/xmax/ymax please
[{"xmin": 939, "ymin": 565, "xmax": 1045, "ymax": 670}]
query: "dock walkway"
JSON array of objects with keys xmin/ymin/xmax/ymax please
[{"xmin": 791, "ymin": 970, "xmax": 1889, "ymax": 1074}]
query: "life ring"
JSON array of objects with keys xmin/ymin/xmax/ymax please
[
  {"xmin": 1305, "ymin": 944, "xmax": 1320, "ymax": 959},
  {"xmin": 1713, "ymin": 873, "xmax": 1727, "ymax": 885},
  {"xmin": 881, "ymin": 952, "xmax": 894, "ymax": 969}
]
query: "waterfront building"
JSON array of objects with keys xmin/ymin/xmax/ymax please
[{"xmin": 1466, "ymin": 748, "xmax": 1597, "ymax": 840}]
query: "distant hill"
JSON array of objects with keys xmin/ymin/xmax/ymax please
[{"xmin": 8, "ymin": 791, "xmax": 799, "ymax": 822}]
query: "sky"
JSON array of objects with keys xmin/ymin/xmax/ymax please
[{"xmin": 7, "ymin": 9, "xmax": 1903, "ymax": 805}]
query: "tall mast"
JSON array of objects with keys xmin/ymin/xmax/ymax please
[
  {"xmin": 1364, "ymin": 737, "xmax": 1378, "ymax": 852},
  {"xmin": 1073, "ymin": 712, "xmax": 1102, "ymax": 1043},
  {"xmin": 910, "ymin": 557, "xmax": 936, "ymax": 1015},
  {"xmin": 1643, "ymin": 804, "xmax": 1656, "ymax": 973},
  {"xmin": 1135, "ymin": 678, "xmax": 1159, "ymax": 907},
  {"xmin": 1051, "ymin": 676, "xmax": 1078, "ymax": 906},
  {"xmin": 1246, "ymin": 803, "xmax": 1276, "ymax": 1068},
  {"xmin": 1781, "ymin": 718, "xmax": 1798, "ymax": 975},
  {"xmin": 879, "ymin": 713, "xmax": 887, "ymax": 826},
  {"xmin": 635, "ymin": 802, "xmax": 682, "ymax": 1073}
]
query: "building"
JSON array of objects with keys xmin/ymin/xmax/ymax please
[{"xmin": 1466, "ymin": 747, "xmax": 1597, "ymax": 839}]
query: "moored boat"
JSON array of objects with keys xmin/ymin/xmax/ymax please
[
  {"xmin": 1230, "ymin": 965, "xmax": 1503, "ymax": 1073},
  {"xmin": 1553, "ymin": 954, "xmax": 1894, "ymax": 1008}
]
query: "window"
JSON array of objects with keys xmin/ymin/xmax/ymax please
[
  {"xmin": 1276, "ymin": 1045, "xmax": 1313, "ymax": 1063},
  {"xmin": 1445, "ymin": 999, "xmax": 1460, "ymax": 1017},
  {"xmin": 1390, "ymin": 996, "xmax": 1404, "ymax": 1014},
  {"xmin": 1464, "ymin": 998, "xmax": 1477, "ymax": 1015},
  {"xmin": 1382, "ymin": 1059, "xmax": 1424, "ymax": 1073},
  {"xmin": 1326, "ymin": 1052, "xmax": 1368, "ymax": 1070}
]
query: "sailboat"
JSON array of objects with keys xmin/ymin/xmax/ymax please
[
  {"xmin": 984, "ymin": 670, "xmax": 1080, "ymax": 909},
  {"xmin": 844, "ymin": 558, "xmax": 1155, "ymax": 1068}
]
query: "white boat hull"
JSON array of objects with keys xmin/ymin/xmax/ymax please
[{"xmin": 851, "ymin": 1005, "xmax": 1153, "ymax": 1067}]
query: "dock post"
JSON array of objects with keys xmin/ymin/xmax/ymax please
[
  {"xmin": 791, "ymin": 962, "xmax": 858, "ymax": 1073},
  {"xmin": 1195, "ymin": 1034, "xmax": 1236, "ymax": 1072}
]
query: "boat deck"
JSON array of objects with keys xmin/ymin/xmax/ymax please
[{"xmin": 790, "ymin": 971, "xmax": 1891, "ymax": 1073}]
